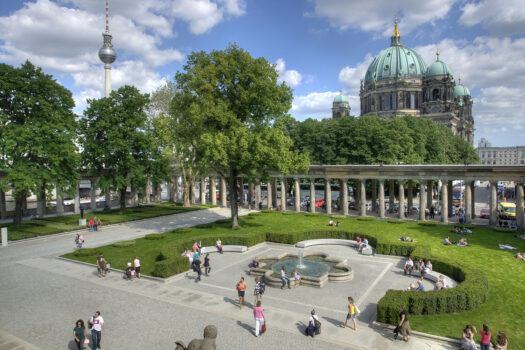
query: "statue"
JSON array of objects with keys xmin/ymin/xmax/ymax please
[{"xmin": 175, "ymin": 325, "xmax": 217, "ymax": 350}]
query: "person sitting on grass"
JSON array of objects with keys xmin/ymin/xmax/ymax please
[
  {"xmin": 454, "ymin": 226, "xmax": 461, "ymax": 234},
  {"xmin": 444, "ymin": 236, "xmax": 452, "ymax": 245},
  {"xmin": 517, "ymin": 252, "xmax": 525, "ymax": 261},
  {"xmin": 358, "ymin": 238, "xmax": 369, "ymax": 253},
  {"xmin": 457, "ymin": 238, "xmax": 468, "ymax": 246},
  {"xmin": 403, "ymin": 257, "xmax": 414, "ymax": 275},
  {"xmin": 328, "ymin": 220, "xmax": 334, "ymax": 226},
  {"xmin": 335, "ymin": 221, "xmax": 340, "ymax": 227}
]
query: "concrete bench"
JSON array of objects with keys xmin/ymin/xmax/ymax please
[
  {"xmin": 295, "ymin": 239, "xmax": 375, "ymax": 255},
  {"xmin": 409, "ymin": 269, "xmax": 458, "ymax": 288},
  {"xmin": 200, "ymin": 245, "xmax": 247, "ymax": 253}
]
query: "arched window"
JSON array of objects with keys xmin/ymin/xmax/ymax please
[
  {"xmin": 410, "ymin": 92, "xmax": 415, "ymax": 109},
  {"xmin": 391, "ymin": 93, "xmax": 397, "ymax": 109},
  {"xmin": 432, "ymin": 88, "xmax": 440, "ymax": 101}
]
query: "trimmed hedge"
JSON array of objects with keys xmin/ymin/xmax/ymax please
[
  {"xmin": 172, "ymin": 228, "xmax": 192, "ymax": 234},
  {"xmin": 387, "ymin": 220, "xmax": 404, "ymax": 224},
  {"xmin": 248, "ymin": 212, "xmax": 262, "ymax": 216},
  {"xmin": 356, "ymin": 216, "xmax": 374, "ymax": 221},
  {"xmin": 377, "ymin": 245, "xmax": 488, "ymax": 324},
  {"xmin": 73, "ymin": 248, "xmax": 99, "ymax": 257},
  {"xmin": 153, "ymin": 255, "xmax": 189, "ymax": 278},
  {"xmin": 304, "ymin": 212, "xmax": 321, "ymax": 216},
  {"xmin": 112, "ymin": 240, "xmax": 136, "ymax": 248},
  {"xmin": 330, "ymin": 215, "xmax": 347, "ymax": 220},
  {"xmin": 260, "ymin": 209, "xmax": 275, "ymax": 213},
  {"xmin": 418, "ymin": 221, "xmax": 437, "ymax": 226},
  {"xmin": 493, "ymin": 228, "xmax": 516, "ymax": 233},
  {"xmin": 145, "ymin": 233, "xmax": 167, "ymax": 240}
]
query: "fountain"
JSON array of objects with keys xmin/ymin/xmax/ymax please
[{"xmin": 296, "ymin": 251, "xmax": 306, "ymax": 269}]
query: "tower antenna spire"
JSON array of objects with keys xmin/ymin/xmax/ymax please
[{"xmin": 105, "ymin": 1, "xmax": 109, "ymax": 33}]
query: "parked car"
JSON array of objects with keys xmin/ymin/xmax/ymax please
[
  {"xmin": 498, "ymin": 202, "xmax": 516, "ymax": 220},
  {"xmin": 315, "ymin": 198, "xmax": 325, "ymax": 208},
  {"xmin": 480, "ymin": 208, "xmax": 490, "ymax": 219}
]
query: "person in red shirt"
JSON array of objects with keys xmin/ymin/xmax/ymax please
[{"xmin": 479, "ymin": 324, "xmax": 491, "ymax": 350}]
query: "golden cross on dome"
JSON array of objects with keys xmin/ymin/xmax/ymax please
[
  {"xmin": 393, "ymin": 14, "xmax": 400, "ymax": 37},
  {"xmin": 436, "ymin": 50, "xmax": 440, "ymax": 60}
]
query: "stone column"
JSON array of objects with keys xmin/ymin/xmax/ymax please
[
  {"xmin": 220, "ymin": 177, "xmax": 227, "ymax": 207},
  {"xmin": 360, "ymin": 179, "xmax": 366, "ymax": 216},
  {"xmin": 517, "ymin": 183, "xmax": 524, "ymax": 230},
  {"xmin": 0, "ymin": 189, "xmax": 6, "ymax": 219},
  {"xmin": 489, "ymin": 181, "xmax": 498, "ymax": 226},
  {"xmin": 294, "ymin": 178, "xmax": 301, "ymax": 212},
  {"xmin": 378, "ymin": 180, "xmax": 385, "ymax": 218},
  {"xmin": 200, "ymin": 178, "xmax": 206, "ymax": 205},
  {"xmin": 389, "ymin": 179, "xmax": 395, "ymax": 213},
  {"xmin": 248, "ymin": 183, "xmax": 254, "ymax": 209},
  {"xmin": 407, "ymin": 180, "xmax": 414, "ymax": 215},
  {"xmin": 470, "ymin": 181, "xmax": 476, "ymax": 218},
  {"xmin": 210, "ymin": 177, "xmax": 217, "ymax": 206},
  {"xmin": 255, "ymin": 183, "xmax": 261, "ymax": 210},
  {"xmin": 56, "ymin": 187, "xmax": 64, "ymax": 216},
  {"xmin": 441, "ymin": 181, "xmax": 448, "ymax": 224},
  {"xmin": 281, "ymin": 178, "xmax": 287, "ymax": 211},
  {"xmin": 342, "ymin": 179, "xmax": 349, "ymax": 216},
  {"xmin": 74, "ymin": 185, "xmax": 81, "ymax": 214},
  {"xmin": 398, "ymin": 180, "xmax": 405, "ymax": 219},
  {"xmin": 427, "ymin": 180, "xmax": 433, "ymax": 210},
  {"xmin": 419, "ymin": 181, "xmax": 426, "ymax": 221},
  {"xmin": 266, "ymin": 178, "xmax": 273, "ymax": 209},
  {"xmin": 371, "ymin": 179, "xmax": 377, "ymax": 213},
  {"xmin": 310, "ymin": 180, "xmax": 316, "ymax": 213},
  {"xmin": 447, "ymin": 180, "xmax": 454, "ymax": 217},
  {"xmin": 271, "ymin": 178, "xmax": 277, "ymax": 209},
  {"xmin": 464, "ymin": 180, "xmax": 472, "ymax": 224},
  {"xmin": 325, "ymin": 178, "xmax": 332, "ymax": 215}
]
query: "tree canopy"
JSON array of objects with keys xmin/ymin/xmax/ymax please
[
  {"xmin": 79, "ymin": 85, "xmax": 168, "ymax": 210},
  {"xmin": 171, "ymin": 44, "xmax": 309, "ymax": 227},
  {"xmin": 0, "ymin": 61, "xmax": 79, "ymax": 224},
  {"xmin": 288, "ymin": 115, "xmax": 479, "ymax": 165}
]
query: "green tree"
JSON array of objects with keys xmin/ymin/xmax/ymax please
[
  {"xmin": 79, "ymin": 85, "xmax": 168, "ymax": 210},
  {"xmin": 172, "ymin": 44, "xmax": 309, "ymax": 227},
  {"xmin": 0, "ymin": 61, "xmax": 79, "ymax": 225}
]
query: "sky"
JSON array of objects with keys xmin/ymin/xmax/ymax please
[{"xmin": 0, "ymin": 0, "xmax": 524, "ymax": 148}]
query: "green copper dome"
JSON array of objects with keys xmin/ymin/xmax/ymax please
[
  {"xmin": 454, "ymin": 84, "xmax": 470, "ymax": 98},
  {"xmin": 364, "ymin": 25, "xmax": 427, "ymax": 85},
  {"xmin": 426, "ymin": 59, "xmax": 451, "ymax": 77},
  {"xmin": 333, "ymin": 92, "xmax": 349, "ymax": 103}
]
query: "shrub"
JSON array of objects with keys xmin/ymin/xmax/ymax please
[
  {"xmin": 215, "ymin": 219, "xmax": 231, "ymax": 224},
  {"xmin": 172, "ymin": 228, "xmax": 192, "ymax": 234},
  {"xmin": 112, "ymin": 240, "xmax": 136, "ymax": 248},
  {"xmin": 282, "ymin": 212, "xmax": 297, "ymax": 215},
  {"xmin": 356, "ymin": 217, "xmax": 374, "ymax": 221},
  {"xmin": 387, "ymin": 220, "xmax": 404, "ymax": 224},
  {"xmin": 248, "ymin": 212, "xmax": 262, "ymax": 216},
  {"xmin": 153, "ymin": 255, "xmax": 189, "ymax": 278},
  {"xmin": 261, "ymin": 209, "xmax": 275, "ymax": 213},
  {"xmin": 195, "ymin": 223, "xmax": 213, "ymax": 229},
  {"xmin": 330, "ymin": 215, "xmax": 346, "ymax": 220},
  {"xmin": 493, "ymin": 228, "xmax": 516, "ymax": 233},
  {"xmin": 73, "ymin": 248, "xmax": 99, "ymax": 257},
  {"xmin": 155, "ymin": 251, "xmax": 167, "ymax": 262},
  {"xmin": 304, "ymin": 212, "xmax": 321, "ymax": 216},
  {"xmin": 145, "ymin": 233, "xmax": 167, "ymax": 240},
  {"xmin": 418, "ymin": 221, "xmax": 437, "ymax": 226}
]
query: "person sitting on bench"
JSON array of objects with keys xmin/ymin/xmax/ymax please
[{"xmin": 403, "ymin": 257, "xmax": 414, "ymax": 275}]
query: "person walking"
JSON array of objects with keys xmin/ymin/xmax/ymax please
[
  {"xmin": 133, "ymin": 256, "xmax": 141, "ymax": 279},
  {"xmin": 341, "ymin": 297, "xmax": 359, "ymax": 330},
  {"xmin": 306, "ymin": 309, "xmax": 320, "ymax": 337},
  {"xmin": 479, "ymin": 324, "xmax": 491, "ymax": 350},
  {"xmin": 254, "ymin": 277, "xmax": 263, "ymax": 304},
  {"xmin": 96, "ymin": 253, "xmax": 106, "ymax": 278},
  {"xmin": 88, "ymin": 219, "xmax": 94, "ymax": 231},
  {"xmin": 93, "ymin": 217, "xmax": 98, "ymax": 231},
  {"xmin": 236, "ymin": 277, "xmax": 246, "ymax": 309},
  {"xmin": 88, "ymin": 311, "xmax": 104, "ymax": 349},
  {"xmin": 73, "ymin": 319, "xmax": 86, "ymax": 350},
  {"xmin": 253, "ymin": 300, "xmax": 265, "ymax": 337},
  {"xmin": 77, "ymin": 234, "xmax": 84, "ymax": 249},
  {"xmin": 97, "ymin": 217, "xmax": 102, "ymax": 231},
  {"xmin": 204, "ymin": 253, "xmax": 211, "ymax": 276},
  {"xmin": 396, "ymin": 305, "xmax": 411, "ymax": 342}
]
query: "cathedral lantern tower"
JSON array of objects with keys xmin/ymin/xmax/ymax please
[{"xmin": 332, "ymin": 90, "xmax": 351, "ymax": 119}]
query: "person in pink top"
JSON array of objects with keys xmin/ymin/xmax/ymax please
[
  {"xmin": 253, "ymin": 300, "xmax": 265, "ymax": 337},
  {"xmin": 133, "ymin": 256, "xmax": 141, "ymax": 279},
  {"xmin": 479, "ymin": 324, "xmax": 491, "ymax": 350}
]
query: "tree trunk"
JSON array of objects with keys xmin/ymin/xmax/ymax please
[
  {"xmin": 120, "ymin": 187, "xmax": 127, "ymax": 210},
  {"xmin": 182, "ymin": 177, "xmax": 191, "ymax": 207},
  {"xmin": 229, "ymin": 174, "xmax": 239, "ymax": 228},
  {"xmin": 13, "ymin": 190, "xmax": 26, "ymax": 225}
]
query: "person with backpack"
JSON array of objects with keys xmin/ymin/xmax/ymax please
[
  {"xmin": 88, "ymin": 311, "xmax": 104, "ymax": 349},
  {"xmin": 306, "ymin": 309, "xmax": 321, "ymax": 337}
]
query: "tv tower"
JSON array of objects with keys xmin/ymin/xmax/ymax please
[{"xmin": 98, "ymin": 1, "xmax": 117, "ymax": 97}]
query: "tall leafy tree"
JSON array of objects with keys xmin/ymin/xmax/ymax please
[
  {"xmin": 172, "ymin": 44, "xmax": 309, "ymax": 227},
  {"xmin": 79, "ymin": 85, "xmax": 168, "ymax": 210},
  {"xmin": 0, "ymin": 61, "xmax": 79, "ymax": 225}
]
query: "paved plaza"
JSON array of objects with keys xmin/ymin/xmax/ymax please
[{"xmin": 0, "ymin": 208, "xmax": 459, "ymax": 350}]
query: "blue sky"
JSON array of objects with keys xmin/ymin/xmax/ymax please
[{"xmin": 1, "ymin": 0, "xmax": 524, "ymax": 147}]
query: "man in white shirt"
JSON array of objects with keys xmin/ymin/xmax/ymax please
[
  {"xmin": 89, "ymin": 311, "xmax": 104, "ymax": 349},
  {"xmin": 403, "ymin": 257, "xmax": 414, "ymax": 275}
]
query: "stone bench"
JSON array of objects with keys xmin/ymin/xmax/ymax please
[
  {"xmin": 408, "ymin": 269, "xmax": 458, "ymax": 288},
  {"xmin": 200, "ymin": 245, "xmax": 247, "ymax": 254},
  {"xmin": 295, "ymin": 239, "xmax": 374, "ymax": 255}
]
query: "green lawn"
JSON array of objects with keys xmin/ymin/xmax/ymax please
[
  {"xmin": 1, "ymin": 202, "xmax": 214, "ymax": 241},
  {"xmin": 62, "ymin": 211, "xmax": 525, "ymax": 345}
]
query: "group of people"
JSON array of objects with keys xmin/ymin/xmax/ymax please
[
  {"xmin": 124, "ymin": 256, "xmax": 141, "ymax": 280},
  {"xmin": 88, "ymin": 217, "xmax": 102, "ymax": 231},
  {"xmin": 73, "ymin": 311, "xmax": 104, "ymax": 350},
  {"xmin": 444, "ymin": 236, "xmax": 468, "ymax": 246},
  {"xmin": 278, "ymin": 266, "xmax": 302, "ymax": 289},
  {"xmin": 453, "ymin": 226, "xmax": 473, "ymax": 234},
  {"xmin": 355, "ymin": 236, "xmax": 369, "ymax": 253},
  {"xmin": 461, "ymin": 324, "xmax": 508, "ymax": 350},
  {"xmin": 182, "ymin": 239, "xmax": 217, "ymax": 282},
  {"xmin": 403, "ymin": 257, "xmax": 432, "ymax": 276},
  {"xmin": 328, "ymin": 220, "xmax": 340, "ymax": 227}
]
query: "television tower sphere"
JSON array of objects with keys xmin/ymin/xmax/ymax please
[{"xmin": 99, "ymin": 32, "xmax": 116, "ymax": 64}]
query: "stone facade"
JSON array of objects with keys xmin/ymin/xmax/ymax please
[{"xmin": 477, "ymin": 145, "xmax": 525, "ymax": 165}]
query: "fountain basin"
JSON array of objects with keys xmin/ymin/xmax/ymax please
[{"xmin": 250, "ymin": 252, "xmax": 353, "ymax": 288}]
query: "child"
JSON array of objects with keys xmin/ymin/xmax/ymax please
[
  {"xmin": 341, "ymin": 296, "xmax": 359, "ymax": 330},
  {"xmin": 130, "ymin": 266, "xmax": 135, "ymax": 281},
  {"xmin": 125, "ymin": 262, "xmax": 132, "ymax": 280},
  {"xmin": 204, "ymin": 253, "xmax": 211, "ymax": 276},
  {"xmin": 292, "ymin": 268, "xmax": 302, "ymax": 286}
]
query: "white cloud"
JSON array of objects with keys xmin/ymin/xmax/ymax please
[
  {"xmin": 459, "ymin": 0, "xmax": 525, "ymax": 36},
  {"xmin": 291, "ymin": 90, "xmax": 358, "ymax": 119},
  {"xmin": 275, "ymin": 58, "xmax": 303, "ymax": 87},
  {"xmin": 218, "ymin": 0, "xmax": 247, "ymax": 16},
  {"xmin": 310, "ymin": 0, "xmax": 457, "ymax": 36}
]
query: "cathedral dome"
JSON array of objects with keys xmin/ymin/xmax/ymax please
[
  {"xmin": 454, "ymin": 82, "xmax": 470, "ymax": 98},
  {"xmin": 426, "ymin": 55, "xmax": 451, "ymax": 77},
  {"xmin": 333, "ymin": 92, "xmax": 349, "ymax": 103},
  {"xmin": 364, "ymin": 22, "xmax": 427, "ymax": 85}
]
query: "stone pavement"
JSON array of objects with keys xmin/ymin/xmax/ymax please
[{"xmin": 0, "ymin": 207, "xmax": 459, "ymax": 350}]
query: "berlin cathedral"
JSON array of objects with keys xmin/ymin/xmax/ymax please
[{"xmin": 332, "ymin": 21, "xmax": 474, "ymax": 145}]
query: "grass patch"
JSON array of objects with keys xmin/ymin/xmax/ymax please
[
  {"xmin": 1, "ymin": 202, "xmax": 206, "ymax": 242},
  {"xmin": 112, "ymin": 240, "xmax": 136, "ymax": 248},
  {"xmin": 356, "ymin": 216, "xmax": 374, "ymax": 221},
  {"xmin": 62, "ymin": 211, "xmax": 525, "ymax": 345},
  {"xmin": 418, "ymin": 221, "xmax": 437, "ymax": 226},
  {"xmin": 387, "ymin": 220, "xmax": 404, "ymax": 224}
]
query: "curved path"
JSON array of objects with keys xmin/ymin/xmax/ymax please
[{"xmin": 0, "ymin": 207, "xmax": 457, "ymax": 350}]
